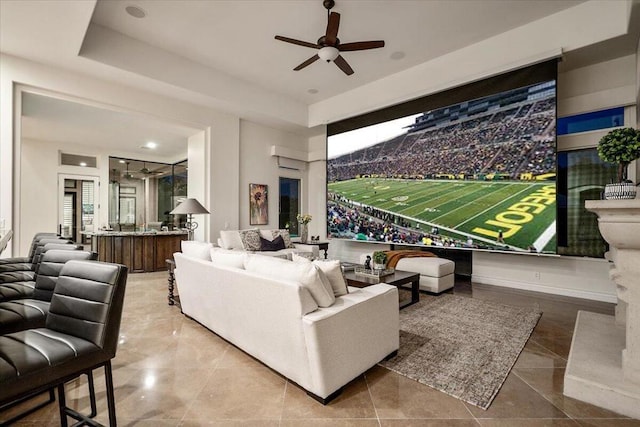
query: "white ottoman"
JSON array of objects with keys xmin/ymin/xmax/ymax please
[{"xmin": 394, "ymin": 257, "xmax": 455, "ymax": 294}]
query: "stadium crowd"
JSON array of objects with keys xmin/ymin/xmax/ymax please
[
  {"xmin": 328, "ymin": 97, "xmax": 555, "ymax": 182},
  {"xmin": 327, "ymin": 200, "xmax": 485, "ymax": 249}
]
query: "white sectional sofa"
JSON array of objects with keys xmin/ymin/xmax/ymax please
[
  {"xmin": 173, "ymin": 251, "xmax": 399, "ymax": 403},
  {"xmin": 216, "ymin": 228, "xmax": 319, "ymax": 259}
]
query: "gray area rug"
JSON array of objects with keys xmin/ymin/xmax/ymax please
[{"xmin": 380, "ymin": 293, "xmax": 541, "ymax": 410}]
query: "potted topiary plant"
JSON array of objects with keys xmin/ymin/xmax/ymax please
[
  {"xmin": 597, "ymin": 127, "xmax": 640, "ymax": 199},
  {"xmin": 372, "ymin": 251, "xmax": 387, "ymax": 270}
]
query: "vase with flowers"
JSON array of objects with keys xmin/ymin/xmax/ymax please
[
  {"xmin": 597, "ymin": 127, "xmax": 640, "ymax": 199},
  {"xmin": 297, "ymin": 213, "xmax": 312, "ymax": 243}
]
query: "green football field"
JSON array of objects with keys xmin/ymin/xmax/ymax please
[{"xmin": 328, "ymin": 178, "xmax": 557, "ymax": 252}]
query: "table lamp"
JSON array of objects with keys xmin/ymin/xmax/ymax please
[{"xmin": 170, "ymin": 198, "xmax": 209, "ymax": 240}]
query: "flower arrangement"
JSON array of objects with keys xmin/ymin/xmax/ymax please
[
  {"xmin": 597, "ymin": 127, "xmax": 640, "ymax": 183},
  {"xmin": 297, "ymin": 213, "xmax": 312, "ymax": 224}
]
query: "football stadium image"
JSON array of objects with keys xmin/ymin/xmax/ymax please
[{"xmin": 327, "ymin": 81, "xmax": 557, "ymax": 253}]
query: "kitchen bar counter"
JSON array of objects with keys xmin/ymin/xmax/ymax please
[
  {"xmin": 84, "ymin": 231, "xmax": 187, "ymax": 273},
  {"xmin": 83, "ymin": 230, "xmax": 187, "ymax": 236}
]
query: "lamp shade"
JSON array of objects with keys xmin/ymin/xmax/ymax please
[{"xmin": 170, "ymin": 198, "xmax": 209, "ymax": 215}]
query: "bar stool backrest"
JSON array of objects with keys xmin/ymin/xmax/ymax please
[
  {"xmin": 32, "ymin": 250, "xmax": 97, "ymax": 302},
  {"xmin": 46, "ymin": 260, "xmax": 128, "ymax": 357}
]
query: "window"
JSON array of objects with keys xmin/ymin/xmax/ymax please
[
  {"xmin": 557, "ymin": 107, "xmax": 624, "ymax": 135},
  {"xmin": 557, "ymin": 149, "xmax": 617, "ymax": 258},
  {"xmin": 556, "ymin": 105, "xmax": 627, "ymax": 258},
  {"xmin": 279, "ymin": 177, "xmax": 300, "ymax": 235}
]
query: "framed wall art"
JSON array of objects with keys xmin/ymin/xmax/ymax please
[{"xmin": 249, "ymin": 183, "xmax": 268, "ymax": 225}]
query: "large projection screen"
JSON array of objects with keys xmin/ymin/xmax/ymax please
[{"xmin": 327, "ymin": 60, "xmax": 558, "ymax": 254}]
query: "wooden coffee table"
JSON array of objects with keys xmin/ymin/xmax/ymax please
[{"xmin": 343, "ymin": 269, "xmax": 420, "ymax": 309}]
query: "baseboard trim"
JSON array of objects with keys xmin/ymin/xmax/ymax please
[{"xmin": 471, "ymin": 275, "xmax": 617, "ymax": 303}]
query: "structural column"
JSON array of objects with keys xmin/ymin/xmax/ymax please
[{"xmin": 564, "ymin": 199, "xmax": 640, "ymax": 418}]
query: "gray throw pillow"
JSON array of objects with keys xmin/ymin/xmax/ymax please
[{"xmin": 239, "ymin": 229, "xmax": 261, "ymax": 251}]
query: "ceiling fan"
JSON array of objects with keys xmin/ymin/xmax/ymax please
[
  {"xmin": 275, "ymin": 0, "xmax": 385, "ymax": 76},
  {"xmin": 140, "ymin": 162, "xmax": 151, "ymax": 175},
  {"xmin": 123, "ymin": 162, "xmax": 134, "ymax": 180}
]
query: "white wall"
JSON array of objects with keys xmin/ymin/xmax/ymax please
[
  {"xmin": 187, "ymin": 130, "xmax": 207, "ymax": 241},
  {"xmin": 18, "ymin": 138, "xmax": 147, "ymax": 252},
  {"xmin": 19, "ymin": 139, "xmax": 99, "ymax": 247},
  {"xmin": 558, "ymin": 54, "xmax": 637, "ymax": 117},
  {"xmin": 238, "ymin": 120, "xmax": 307, "ymax": 231},
  {"xmin": 473, "ymin": 252, "xmax": 614, "ymax": 302},
  {"xmin": 307, "ymin": 133, "xmax": 327, "ymax": 239}
]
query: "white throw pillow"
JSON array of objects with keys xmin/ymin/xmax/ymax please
[
  {"xmin": 313, "ymin": 260, "xmax": 349, "ymax": 297},
  {"xmin": 292, "ymin": 254, "xmax": 348, "ymax": 297},
  {"xmin": 181, "ymin": 241, "xmax": 213, "ymax": 261},
  {"xmin": 259, "ymin": 229, "xmax": 274, "ymax": 240},
  {"xmin": 245, "ymin": 255, "xmax": 335, "ymax": 307},
  {"xmin": 219, "ymin": 230, "xmax": 243, "ymax": 250},
  {"xmin": 210, "ymin": 249, "xmax": 245, "ymax": 269}
]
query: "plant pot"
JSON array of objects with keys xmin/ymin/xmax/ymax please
[
  {"xmin": 604, "ymin": 183, "xmax": 637, "ymax": 200},
  {"xmin": 373, "ymin": 262, "xmax": 386, "ymax": 270}
]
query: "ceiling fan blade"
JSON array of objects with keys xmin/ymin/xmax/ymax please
[
  {"xmin": 339, "ymin": 40, "xmax": 385, "ymax": 51},
  {"xmin": 275, "ymin": 35, "xmax": 319, "ymax": 49},
  {"xmin": 325, "ymin": 12, "xmax": 340, "ymax": 46},
  {"xmin": 294, "ymin": 54, "xmax": 320, "ymax": 71},
  {"xmin": 334, "ymin": 55, "xmax": 354, "ymax": 76}
]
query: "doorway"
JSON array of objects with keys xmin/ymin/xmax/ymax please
[{"xmin": 58, "ymin": 175, "xmax": 99, "ymax": 244}]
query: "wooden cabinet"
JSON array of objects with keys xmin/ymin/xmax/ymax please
[{"xmin": 90, "ymin": 232, "xmax": 187, "ymax": 272}]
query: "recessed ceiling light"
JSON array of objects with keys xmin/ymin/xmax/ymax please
[
  {"xmin": 390, "ymin": 51, "xmax": 406, "ymax": 60},
  {"xmin": 144, "ymin": 142, "xmax": 158, "ymax": 149},
  {"xmin": 79, "ymin": 162, "xmax": 87, "ymax": 167},
  {"xmin": 125, "ymin": 5, "xmax": 146, "ymax": 19},
  {"xmin": 308, "ymin": 89, "xmax": 319, "ymax": 94},
  {"xmin": 119, "ymin": 160, "xmax": 126, "ymax": 164}
]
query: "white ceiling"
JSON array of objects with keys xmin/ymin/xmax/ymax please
[
  {"xmin": 88, "ymin": 0, "xmax": 585, "ymax": 104},
  {"xmin": 21, "ymin": 92, "xmax": 198, "ymax": 161},
  {"xmin": 1, "ymin": 0, "xmax": 637, "ymax": 158}
]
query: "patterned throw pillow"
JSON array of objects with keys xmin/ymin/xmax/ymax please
[
  {"xmin": 239, "ymin": 229, "xmax": 261, "ymax": 251},
  {"xmin": 272, "ymin": 229, "xmax": 295, "ymax": 249}
]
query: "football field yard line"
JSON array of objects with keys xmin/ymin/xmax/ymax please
[
  {"xmin": 534, "ymin": 220, "xmax": 556, "ymax": 251},
  {"xmin": 400, "ymin": 182, "xmax": 497, "ymax": 218},
  {"xmin": 416, "ymin": 183, "xmax": 487, "ymax": 210},
  {"xmin": 452, "ymin": 183, "xmax": 536, "ymax": 229},
  {"xmin": 429, "ymin": 183, "xmax": 516, "ymax": 223}
]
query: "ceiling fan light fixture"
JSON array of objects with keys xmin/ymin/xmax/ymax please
[{"xmin": 318, "ymin": 46, "xmax": 339, "ymax": 62}]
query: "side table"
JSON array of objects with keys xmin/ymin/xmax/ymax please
[{"xmin": 166, "ymin": 258, "xmax": 179, "ymax": 307}]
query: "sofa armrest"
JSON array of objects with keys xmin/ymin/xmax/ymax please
[
  {"xmin": 301, "ymin": 284, "xmax": 399, "ymax": 398},
  {"xmin": 292, "ymin": 244, "xmax": 319, "ymax": 258}
]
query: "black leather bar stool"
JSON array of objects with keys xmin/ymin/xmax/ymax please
[
  {"xmin": 0, "ymin": 242, "xmax": 81, "ymax": 303},
  {"xmin": 0, "ymin": 249, "xmax": 97, "ymax": 335},
  {"xmin": 0, "ymin": 260, "xmax": 128, "ymax": 426}
]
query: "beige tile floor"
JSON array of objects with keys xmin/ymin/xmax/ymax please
[{"xmin": 4, "ymin": 271, "xmax": 639, "ymax": 426}]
